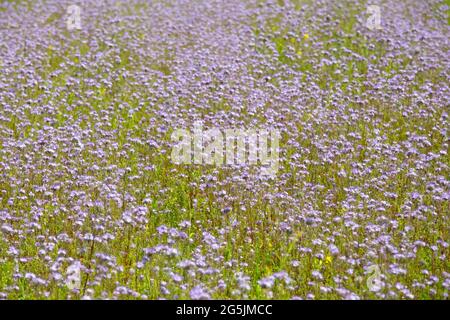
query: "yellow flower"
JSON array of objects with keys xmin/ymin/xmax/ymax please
[
  {"xmin": 325, "ymin": 255, "xmax": 332, "ymax": 264},
  {"xmin": 303, "ymin": 33, "xmax": 309, "ymax": 40},
  {"xmin": 290, "ymin": 37, "xmax": 296, "ymax": 44},
  {"xmin": 296, "ymin": 50, "xmax": 302, "ymax": 56}
]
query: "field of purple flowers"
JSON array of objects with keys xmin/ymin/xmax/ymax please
[{"xmin": 0, "ymin": 0, "xmax": 449, "ymax": 300}]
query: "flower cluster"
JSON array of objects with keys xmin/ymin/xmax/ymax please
[{"xmin": 0, "ymin": 0, "xmax": 448, "ymax": 299}]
